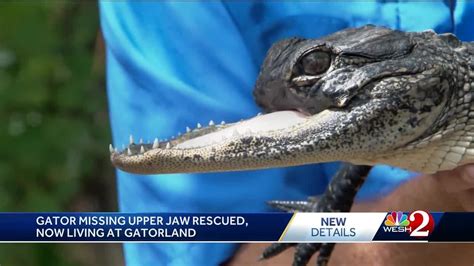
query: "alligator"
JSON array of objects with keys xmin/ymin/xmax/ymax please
[{"xmin": 110, "ymin": 25, "xmax": 474, "ymax": 265}]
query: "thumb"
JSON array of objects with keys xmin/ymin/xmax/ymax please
[{"xmin": 433, "ymin": 164, "xmax": 474, "ymax": 193}]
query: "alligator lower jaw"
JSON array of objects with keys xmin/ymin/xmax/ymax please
[{"xmin": 110, "ymin": 110, "xmax": 312, "ymax": 174}]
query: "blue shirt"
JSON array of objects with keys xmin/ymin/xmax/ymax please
[{"xmin": 100, "ymin": 1, "xmax": 474, "ymax": 265}]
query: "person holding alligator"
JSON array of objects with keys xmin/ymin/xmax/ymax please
[{"xmin": 101, "ymin": 2, "xmax": 474, "ymax": 265}]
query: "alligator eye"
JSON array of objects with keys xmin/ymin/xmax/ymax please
[{"xmin": 300, "ymin": 51, "xmax": 331, "ymax": 76}]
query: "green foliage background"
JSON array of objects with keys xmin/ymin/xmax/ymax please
[{"xmin": 0, "ymin": 2, "xmax": 122, "ymax": 265}]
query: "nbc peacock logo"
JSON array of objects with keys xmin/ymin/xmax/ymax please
[
  {"xmin": 383, "ymin": 211, "xmax": 412, "ymax": 233},
  {"xmin": 384, "ymin": 211, "xmax": 410, "ymax": 227},
  {"xmin": 382, "ymin": 210, "xmax": 435, "ymax": 237}
]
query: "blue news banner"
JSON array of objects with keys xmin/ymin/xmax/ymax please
[{"xmin": 0, "ymin": 211, "xmax": 472, "ymax": 242}]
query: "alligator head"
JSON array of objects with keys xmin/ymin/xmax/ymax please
[{"xmin": 111, "ymin": 25, "xmax": 467, "ymax": 174}]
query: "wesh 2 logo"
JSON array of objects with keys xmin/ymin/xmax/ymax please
[{"xmin": 383, "ymin": 211, "xmax": 435, "ymax": 237}]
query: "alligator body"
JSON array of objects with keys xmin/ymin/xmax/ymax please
[{"xmin": 110, "ymin": 26, "xmax": 474, "ymax": 265}]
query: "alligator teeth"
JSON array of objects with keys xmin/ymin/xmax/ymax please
[
  {"xmin": 129, "ymin": 135, "xmax": 134, "ymax": 144},
  {"xmin": 166, "ymin": 143, "xmax": 171, "ymax": 149},
  {"xmin": 140, "ymin": 146, "xmax": 145, "ymax": 153},
  {"xmin": 220, "ymin": 121, "xmax": 225, "ymax": 125},
  {"xmin": 127, "ymin": 148, "xmax": 132, "ymax": 155},
  {"xmin": 197, "ymin": 123, "xmax": 202, "ymax": 129},
  {"xmin": 186, "ymin": 127, "xmax": 191, "ymax": 133},
  {"xmin": 153, "ymin": 138, "xmax": 159, "ymax": 149},
  {"xmin": 109, "ymin": 144, "xmax": 114, "ymax": 153},
  {"xmin": 139, "ymin": 138, "xmax": 143, "ymax": 144},
  {"xmin": 209, "ymin": 120, "xmax": 215, "ymax": 126}
]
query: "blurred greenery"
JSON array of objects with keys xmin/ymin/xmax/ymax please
[{"xmin": 0, "ymin": 2, "xmax": 122, "ymax": 265}]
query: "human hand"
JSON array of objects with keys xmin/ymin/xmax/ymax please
[
  {"xmin": 432, "ymin": 164, "xmax": 474, "ymax": 211},
  {"xmin": 227, "ymin": 166, "xmax": 474, "ymax": 266}
]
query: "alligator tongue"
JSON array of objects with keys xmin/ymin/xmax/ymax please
[{"xmin": 175, "ymin": 111, "xmax": 309, "ymax": 149}]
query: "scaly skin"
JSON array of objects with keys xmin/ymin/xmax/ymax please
[
  {"xmin": 110, "ymin": 25, "xmax": 474, "ymax": 265},
  {"xmin": 111, "ymin": 25, "xmax": 474, "ymax": 175}
]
